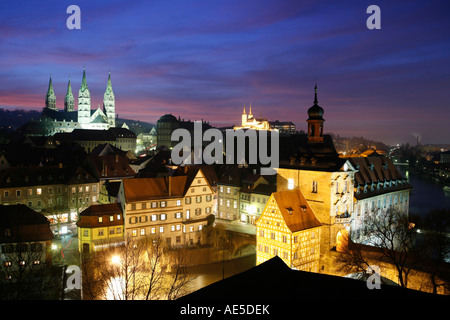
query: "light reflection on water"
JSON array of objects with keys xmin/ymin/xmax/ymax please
[{"xmin": 185, "ymin": 254, "xmax": 256, "ymax": 295}]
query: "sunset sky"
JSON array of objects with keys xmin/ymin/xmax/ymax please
[{"xmin": 1, "ymin": 0, "xmax": 449, "ymax": 145}]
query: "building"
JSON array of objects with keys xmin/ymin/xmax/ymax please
[
  {"xmin": 51, "ymin": 127, "xmax": 137, "ymax": 153},
  {"xmin": 239, "ymin": 173, "xmax": 275, "ymax": 224},
  {"xmin": 216, "ymin": 166, "xmax": 242, "ymax": 221},
  {"xmin": 346, "ymin": 155, "xmax": 412, "ymax": 243},
  {"xmin": 117, "ymin": 168, "xmax": 214, "ymax": 246},
  {"xmin": 22, "ymin": 69, "xmax": 116, "ymax": 137},
  {"xmin": 0, "ymin": 204, "xmax": 54, "ymax": 279},
  {"xmin": 234, "ymin": 104, "xmax": 272, "ymax": 131},
  {"xmin": 256, "ymin": 189, "xmax": 322, "ymax": 271},
  {"xmin": 0, "ymin": 164, "xmax": 100, "ymax": 231},
  {"xmin": 76, "ymin": 203, "xmax": 124, "ymax": 254},
  {"xmin": 233, "ymin": 104, "xmax": 296, "ymax": 134},
  {"xmin": 156, "ymin": 114, "xmax": 214, "ymax": 150}
]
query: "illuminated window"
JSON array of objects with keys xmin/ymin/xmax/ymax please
[
  {"xmin": 160, "ymin": 201, "xmax": 166, "ymax": 208},
  {"xmin": 160, "ymin": 214, "xmax": 167, "ymax": 221},
  {"xmin": 159, "ymin": 226, "xmax": 164, "ymax": 233},
  {"xmin": 140, "ymin": 228, "xmax": 145, "ymax": 236},
  {"xmin": 110, "ymin": 216, "xmax": 114, "ymax": 222},
  {"xmin": 175, "ymin": 212, "xmax": 182, "ymax": 219},
  {"xmin": 288, "ymin": 179, "xmax": 294, "ymax": 190},
  {"xmin": 177, "ymin": 200, "xmax": 181, "ymax": 206},
  {"xmin": 132, "ymin": 229, "xmax": 137, "ymax": 237},
  {"xmin": 312, "ymin": 181, "xmax": 318, "ymax": 193},
  {"xmin": 36, "ymin": 188, "xmax": 42, "ymax": 195}
]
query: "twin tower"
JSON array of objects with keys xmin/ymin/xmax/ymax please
[{"xmin": 45, "ymin": 68, "xmax": 116, "ymax": 127}]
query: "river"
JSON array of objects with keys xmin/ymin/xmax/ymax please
[
  {"xmin": 400, "ymin": 168, "xmax": 450, "ymax": 219},
  {"xmin": 185, "ymin": 254, "xmax": 256, "ymax": 295}
]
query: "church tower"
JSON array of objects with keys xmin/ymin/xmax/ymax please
[
  {"xmin": 64, "ymin": 77, "xmax": 75, "ymax": 112},
  {"xmin": 307, "ymin": 84, "xmax": 325, "ymax": 144},
  {"xmin": 45, "ymin": 75, "xmax": 57, "ymax": 110},
  {"xmin": 78, "ymin": 67, "xmax": 91, "ymax": 124},
  {"xmin": 242, "ymin": 104, "xmax": 247, "ymax": 126},
  {"xmin": 103, "ymin": 71, "xmax": 115, "ymax": 127}
]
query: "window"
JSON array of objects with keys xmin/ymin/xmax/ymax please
[
  {"xmin": 132, "ymin": 230, "xmax": 137, "ymax": 237},
  {"xmin": 83, "ymin": 230, "xmax": 89, "ymax": 237},
  {"xmin": 288, "ymin": 179, "xmax": 294, "ymax": 190},
  {"xmin": 191, "ymin": 188, "xmax": 195, "ymax": 193},
  {"xmin": 226, "ymin": 200, "xmax": 230, "ymax": 208},
  {"xmin": 186, "ymin": 210, "xmax": 190, "ymax": 219},
  {"xmin": 177, "ymin": 200, "xmax": 181, "ymax": 206},
  {"xmin": 227, "ymin": 187, "xmax": 231, "ymax": 194},
  {"xmin": 151, "ymin": 214, "xmax": 157, "ymax": 221},
  {"xmin": 270, "ymin": 232, "xmax": 275, "ymax": 240},
  {"xmin": 185, "ymin": 197, "xmax": 191, "ymax": 204},
  {"xmin": 219, "ymin": 186, "xmax": 223, "ymax": 193},
  {"xmin": 140, "ymin": 228, "xmax": 145, "ymax": 236},
  {"xmin": 16, "ymin": 190, "xmax": 21, "ymax": 197},
  {"xmin": 233, "ymin": 201, "xmax": 237, "ymax": 209},
  {"xmin": 27, "ymin": 189, "xmax": 32, "ymax": 196},
  {"xmin": 160, "ymin": 201, "xmax": 166, "ymax": 208},
  {"xmin": 206, "ymin": 194, "xmax": 212, "ymax": 202},
  {"xmin": 131, "ymin": 204, "xmax": 136, "ymax": 210},
  {"xmin": 312, "ymin": 181, "xmax": 318, "ymax": 193},
  {"xmin": 159, "ymin": 226, "xmax": 164, "ymax": 233},
  {"xmin": 151, "ymin": 202, "xmax": 157, "ymax": 208},
  {"xmin": 175, "ymin": 212, "xmax": 182, "ymax": 219},
  {"xmin": 142, "ymin": 203, "xmax": 146, "ymax": 209},
  {"xmin": 4, "ymin": 191, "xmax": 9, "ymax": 198},
  {"xmin": 151, "ymin": 228, "xmax": 156, "ymax": 234},
  {"xmin": 98, "ymin": 229, "xmax": 104, "ymax": 236},
  {"xmin": 336, "ymin": 182, "xmax": 339, "ymax": 194},
  {"xmin": 282, "ymin": 236, "xmax": 287, "ymax": 243},
  {"xmin": 196, "ymin": 196, "xmax": 202, "ymax": 203},
  {"xmin": 110, "ymin": 228, "xmax": 115, "ymax": 235},
  {"xmin": 160, "ymin": 214, "xmax": 167, "ymax": 221},
  {"xmin": 195, "ymin": 208, "xmax": 201, "ymax": 216},
  {"xmin": 98, "ymin": 217, "xmax": 103, "ymax": 223}
]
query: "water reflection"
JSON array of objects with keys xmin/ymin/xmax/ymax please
[
  {"xmin": 400, "ymin": 168, "xmax": 450, "ymax": 218},
  {"xmin": 186, "ymin": 254, "xmax": 256, "ymax": 295}
]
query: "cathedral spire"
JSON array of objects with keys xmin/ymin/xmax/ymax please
[
  {"xmin": 45, "ymin": 74, "xmax": 57, "ymax": 110},
  {"xmin": 243, "ymin": 103, "xmax": 246, "ymax": 114},
  {"xmin": 64, "ymin": 76, "xmax": 75, "ymax": 112},
  {"xmin": 103, "ymin": 70, "xmax": 116, "ymax": 127},
  {"xmin": 249, "ymin": 102, "xmax": 253, "ymax": 115},
  {"xmin": 80, "ymin": 66, "xmax": 88, "ymax": 92}
]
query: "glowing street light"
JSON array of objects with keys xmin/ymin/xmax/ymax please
[{"xmin": 111, "ymin": 255, "xmax": 121, "ymax": 265}]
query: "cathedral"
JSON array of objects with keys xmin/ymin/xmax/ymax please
[{"xmin": 30, "ymin": 68, "xmax": 116, "ymax": 135}]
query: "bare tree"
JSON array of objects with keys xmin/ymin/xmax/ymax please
[
  {"xmin": 80, "ymin": 233, "xmax": 193, "ymax": 300},
  {"xmin": 336, "ymin": 207, "xmax": 421, "ymax": 288}
]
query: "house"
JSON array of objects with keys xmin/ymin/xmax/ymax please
[
  {"xmin": 0, "ymin": 204, "xmax": 54, "ymax": 277},
  {"xmin": 76, "ymin": 203, "xmax": 124, "ymax": 254},
  {"xmin": 256, "ymin": 189, "xmax": 322, "ymax": 271},
  {"xmin": 117, "ymin": 168, "xmax": 214, "ymax": 247}
]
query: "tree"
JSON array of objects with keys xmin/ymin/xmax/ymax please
[
  {"xmin": 80, "ymin": 233, "xmax": 193, "ymax": 300},
  {"xmin": 336, "ymin": 207, "xmax": 421, "ymax": 288}
]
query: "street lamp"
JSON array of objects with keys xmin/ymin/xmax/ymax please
[{"xmin": 111, "ymin": 255, "xmax": 121, "ymax": 265}]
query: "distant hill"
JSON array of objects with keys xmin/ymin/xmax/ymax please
[{"xmin": 0, "ymin": 108, "xmax": 42, "ymax": 131}]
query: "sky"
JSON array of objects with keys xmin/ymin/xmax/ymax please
[{"xmin": 0, "ymin": 0, "xmax": 449, "ymax": 146}]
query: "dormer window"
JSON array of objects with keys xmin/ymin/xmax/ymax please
[{"xmin": 286, "ymin": 207, "xmax": 293, "ymax": 215}]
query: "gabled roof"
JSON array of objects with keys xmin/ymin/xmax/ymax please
[
  {"xmin": 346, "ymin": 156, "xmax": 412, "ymax": 199},
  {"xmin": 76, "ymin": 203, "xmax": 123, "ymax": 228},
  {"xmin": 262, "ymin": 189, "xmax": 322, "ymax": 233},
  {"xmin": 0, "ymin": 204, "xmax": 54, "ymax": 243},
  {"xmin": 122, "ymin": 176, "xmax": 188, "ymax": 202},
  {"xmin": 91, "ymin": 154, "xmax": 135, "ymax": 179}
]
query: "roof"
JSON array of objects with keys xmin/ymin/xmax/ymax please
[
  {"xmin": 122, "ymin": 176, "xmax": 188, "ymax": 202},
  {"xmin": 77, "ymin": 203, "xmax": 123, "ymax": 228},
  {"xmin": 346, "ymin": 156, "xmax": 412, "ymax": 199},
  {"xmin": 278, "ymin": 133, "xmax": 345, "ymax": 172},
  {"xmin": 180, "ymin": 256, "xmax": 445, "ymax": 301},
  {"xmin": 91, "ymin": 154, "xmax": 135, "ymax": 179},
  {"xmin": 271, "ymin": 189, "xmax": 322, "ymax": 233},
  {"xmin": 0, "ymin": 164, "xmax": 98, "ymax": 188},
  {"xmin": 0, "ymin": 204, "xmax": 54, "ymax": 243}
]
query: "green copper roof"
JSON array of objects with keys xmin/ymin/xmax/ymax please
[
  {"xmin": 104, "ymin": 72, "xmax": 114, "ymax": 96},
  {"xmin": 65, "ymin": 78, "xmax": 74, "ymax": 100},
  {"xmin": 80, "ymin": 67, "xmax": 89, "ymax": 92}
]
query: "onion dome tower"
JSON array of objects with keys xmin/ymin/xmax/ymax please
[{"xmin": 307, "ymin": 84, "xmax": 325, "ymax": 143}]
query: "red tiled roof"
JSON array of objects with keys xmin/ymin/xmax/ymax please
[{"xmin": 272, "ymin": 189, "xmax": 322, "ymax": 233}]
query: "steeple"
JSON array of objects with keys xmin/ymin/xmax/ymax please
[
  {"xmin": 64, "ymin": 76, "xmax": 75, "ymax": 112},
  {"xmin": 307, "ymin": 84, "xmax": 325, "ymax": 144},
  {"xmin": 103, "ymin": 70, "xmax": 116, "ymax": 127},
  {"xmin": 45, "ymin": 75, "xmax": 57, "ymax": 110},
  {"xmin": 80, "ymin": 66, "xmax": 89, "ymax": 92},
  {"xmin": 249, "ymin": 102, "xmax": 253, "ymax": 116},
  {"xmin": 78, "ymin": 66, "xmax": 91, "ymax": 125}
]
